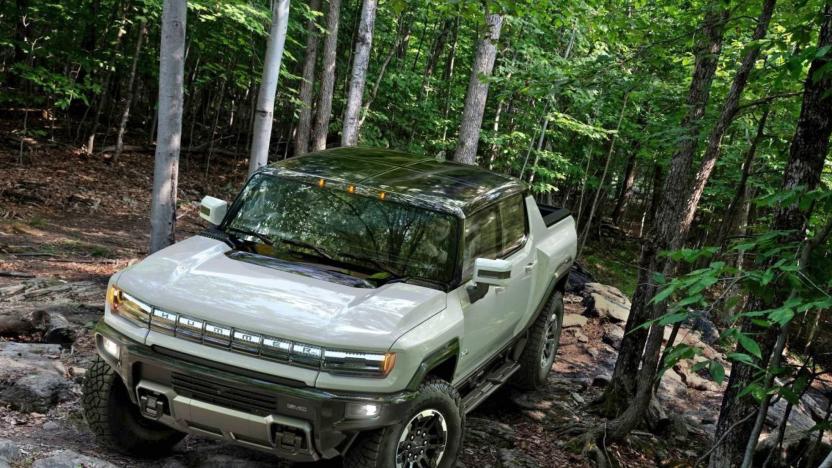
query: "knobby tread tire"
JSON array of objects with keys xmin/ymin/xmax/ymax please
[
  {"xmin": 82, "ymin": 355, "xmax": 184, "ymax": 458},
  {"xmin": 512, "ymin": 290, "xmax": 564, "ymax": 390},
  {"xmin": 344, "ymin": 378, "xmax": 464, "ymax": 468}
]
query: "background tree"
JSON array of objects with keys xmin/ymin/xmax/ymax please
[
  {"xmin": 248, "ymin": 0, "xmax": 291, "ymax": 174},
  {"xmin": 149, "ymin": 0, "xmax": 186, "ymax": 253}
]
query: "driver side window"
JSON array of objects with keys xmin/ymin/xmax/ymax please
[{"xmin": 461, "ymin": 195, "xmax": 528, "ymax": 279}]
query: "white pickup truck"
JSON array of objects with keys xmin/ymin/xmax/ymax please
[{"xmin": 82, "ymin": 148, "xmax": 577, "ymax": 467}]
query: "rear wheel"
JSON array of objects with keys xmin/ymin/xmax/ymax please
[
  {"xmin": 82, "ymin": 356, "xmax": 185, "ymax": 457},
  {"xmin": 512, "ymin": 290, "xmax": 564, "ymax": 390},
  {"xmin": 344, "ymin": 378, "xmax": 464, "ymax": 468}
]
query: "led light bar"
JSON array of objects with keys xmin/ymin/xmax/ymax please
[{"xmin": 107, "ymin": 287, "xmax": 395, "ymax": 376}]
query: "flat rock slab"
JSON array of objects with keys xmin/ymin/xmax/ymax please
[
  {"xmin": 32, "ymin": 450, "xmax": 116, "ymax": 468},
  {"xmin": 562, "ymin": 314, "xmax": 588, "ymax": 328},
  {"xmin": 582, "ymin": 283, "xmax": 631, "ymax": 322},
  {"xmin": 0, "ymin": 439, "xmax": 21, "ymax": 465}
]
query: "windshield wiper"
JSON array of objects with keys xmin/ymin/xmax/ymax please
[
  {"xmin": 226, "ymin": 227, "xmax": 273, "ymax": 246},
  {"xmin": 274, "ymin": 237, "xmax": 334, "ymax": 261}
]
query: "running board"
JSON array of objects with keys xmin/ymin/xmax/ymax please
[{"xmin": 461, "ymin": 361, "xmax": 520, "ymax": 414}]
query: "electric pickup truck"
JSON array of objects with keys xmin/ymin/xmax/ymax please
[{"xmin": 82, "ymin": 148, "xmax": 577, "ymax": 468}]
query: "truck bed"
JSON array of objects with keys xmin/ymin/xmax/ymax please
[{"xmin": 536, "ymin": 203, "xmax": 571, "ymax": 227}]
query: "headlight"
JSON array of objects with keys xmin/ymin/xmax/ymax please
[
  {"xmin": 323, "ymin": 350, "xmax": 396, "ymax": 377},
  {"xmin": 100, "ymin": 335, "xmax": 120, "ymax": 361},
  {"xmin": 107, "ymin": 285, "xmax": 150, "ymax": 327}
]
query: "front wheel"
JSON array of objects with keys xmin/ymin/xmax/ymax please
[
  {"xmin": 512, "ymin": 290, "xmax": 564, "ymax": 390},
  {"xmin": 344, "ymin": 378, "xmax": 464, "ymax": 468},
  {"xmin": 82, "ymin": 356, "xmax": 185, "ymax": 457}
]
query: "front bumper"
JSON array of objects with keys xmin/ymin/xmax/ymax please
[{"xmin": 94, "ymin": 321, "xmax": 416, "ymax": 461}]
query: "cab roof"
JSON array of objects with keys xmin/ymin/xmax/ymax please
[{"xmin": 263, "ymin": 147, "xmax": 527, "ymax": 217}]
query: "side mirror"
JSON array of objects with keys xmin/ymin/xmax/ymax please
[
  {"xmin": 467, "ymin": 258, "xmax": 512, "ymax": 303},
  {"xmin": 199, "ymin": 196, "xmax": 228, "ymax": 226},
  {"xmin": 473, "ymin": 258, "xmax": 512, "ymax": 287}
]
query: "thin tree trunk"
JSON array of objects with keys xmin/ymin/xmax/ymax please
[
  {"xmin": 294, "ymin": 0, "xmax": 322, "ymax": 155},
  {"xmin": 453, "ymin": 12, "xmax": 503, "ymax": 165},
  {"xmin": 611, "ymin": 143, "xmax": 638, "ymax": 225},
  {"xmin": 341, "ymin": 0, "xmax": 378, "ymax": 146},
  {"xmin": 113, "ymin": 20, "xmax": 147, "ymax": 163},
  {"xmin": 596, "ymin": 1, "xmax": 728, "ymax": 421},
  {"xmin": 716, "ymin": 105, "xmax": 770, "ymax": 246},
  {"xmin": 710, "ymin": 4, "xmax": 832, "ymax": 466},
  {"xmin": 310, "ymin": 0, "xmax": 342, "ymax": 151},
  {"xmin": 149, "ymin": 0, "xmax": 186, "ymax": 254},
  {"xmin": 359, "ymin": 13, "xmax": 410, "ymax": 128},
  {"xmin": 578, "ymin": 92, "xmax": 629, "ymax": 256},
  {"xmin": 439, "ymin": 14, "xmax": 460, "ymax": 144},
  {"xmin": 248, "ymin": 0, "xmax": 291, "ymax": 174}
]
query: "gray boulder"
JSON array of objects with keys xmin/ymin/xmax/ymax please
[
  {"xmin": 32, "ymin": 450, "xmax": 116, "ymax": 468},
  {"xmin": 1, "ymin": 371, "xmax": 75, "ymax": 412},
  {"xmin": 583, "ymin": 283, "xmax": 631, "ymax": 322},
  {"xmin": 497, "ymin": 448, "xmax": 539, "ymax": 468},
  {"xmin": 0, "ymin": 439, "xmax": 21, "ymax": 466}
]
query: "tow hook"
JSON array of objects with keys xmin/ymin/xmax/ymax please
[{"xmin": 138, "ymin": 390, "xmax": 166, "ymax": 420}]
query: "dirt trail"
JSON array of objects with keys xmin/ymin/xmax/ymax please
[{"xmin": 1, "ymin": 148, "xmax": 827, "ymax": 467}]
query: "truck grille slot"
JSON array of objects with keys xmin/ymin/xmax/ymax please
[{"xmin": 171, "ymin": 373, "xmax": 276, "ymax": 416}]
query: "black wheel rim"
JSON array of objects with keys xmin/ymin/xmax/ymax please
[
  {"xmin": 395, "ymin": 409, "xmax": 448, "ymax": 468},
  {"xmin": 540, "ymin": 311, "xmax": 560, "ymax": 371}
]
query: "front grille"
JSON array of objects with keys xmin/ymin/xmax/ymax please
[{"xmin": 171, "ymin": 372, "xmax": 277, "ymax": 416}]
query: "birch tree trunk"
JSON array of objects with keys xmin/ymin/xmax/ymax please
[
  {"xmin": 341, "ymin": 0, "xmax": 378, "ymax": 146},
  {"xmin": 248, "ymin": 0, "xmax": 291, "ymax": 174},
  {"xmin": 710, "ymin": 4, "xmax": 832, "ymax": 465},
  {"xmin": 310, "ymin": 0, "xmax": 342, "ymax": 151},
  {"xmin": 453, "ymin": 13, "xmax": 502, "ymax": 165},
  {"xmin": 294, "ymin": 0, "xmax": 322, "ymax": 155},
  {"xmin": 149, "ymin": 0, "xmax": 186, "ymax": 254},
  {"xmin": 113, "ymin": 20, "xmax": 147, "ymax": 163}
]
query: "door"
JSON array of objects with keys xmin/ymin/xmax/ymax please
[{"xmin": 456, "ymin": 195, "xmax": 535, "ymax": 379}]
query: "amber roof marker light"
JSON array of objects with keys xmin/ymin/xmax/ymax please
[
  {"xmin": 317, "ymin": 178, "xmax": 326, "ymax": 188},
  {"xmin": 347, "ymin": 185, "xmax": 356, "ymax": 194}
]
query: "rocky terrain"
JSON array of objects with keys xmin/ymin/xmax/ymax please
[{"xmin": 1, "ymin": 151, "xmax": 830, "ymax": 467}]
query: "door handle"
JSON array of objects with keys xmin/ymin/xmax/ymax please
[{"xmin": 524, "ymin": 261, "xmax": 537, "ymax": 273}]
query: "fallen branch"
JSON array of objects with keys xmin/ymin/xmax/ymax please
[{"xmin": 0, "ymin": 271, "xmax": 35, "ymax": 278}]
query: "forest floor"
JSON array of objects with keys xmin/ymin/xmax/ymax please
[{"xmin": 0, "ymin": 144, "xmax": 829, "ymax": 467}]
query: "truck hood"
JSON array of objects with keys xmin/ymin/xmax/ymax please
[{"xmin": 116, "ymin": 236, "xmax": 446, "ymax": 350}]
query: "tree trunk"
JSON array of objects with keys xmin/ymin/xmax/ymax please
[
  {"xmin": 113, "ymin": 20, "xmax": 148, "ymax": 163},
  {"xmin": 424, "ymin": 18, "xmax": 454, "ymax": 79},
  {"xmin": 596, "ymin": 1, "xmax": 728, "ymax": 420},
  {"xmin": 310, "ymin": 0, "xmax": 342, "ymax": 151},
  {"xmin": 676, "ymin": 0, "xmax": 776, "ymax": 244},
  {"xmin": 453, "ymin": 13, "xmax": 503, "ymax": 165},
  {"xmin": 359, "ymin": 14, "xmax": 411, "ymax": 128},
  {"xmin": 709, "ymin": 4, "xmax": 832, "ymax": 465},
  {"xmin": 149, "ymin": 0, "xmax": 186, "ymax": 254},
  {"xmin": 341, "ymin": 0, "xmax": 378, "ymax": 146},
  {"xmin": 611, "ymin": 143, "xmax": 638, "ymax": 225},
  {"xmin": 248, "ymin": 0, "xmax": 291, "ymax": 174},
  {"xmin": 716, "ymin": 105, "xmax": 770, "ymax": 246},
  {"xmin": 294, "ymin": 0, "xmax": 322, "ymax": 155}
]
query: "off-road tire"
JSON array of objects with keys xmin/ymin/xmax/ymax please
[
  {"xmin": 343, "ymin": 378, "xmax": 464, "ymax": 468},
  {"xmin": 82, "ymin": 356, "xmax": 185, "ymax": 457},
  {"xmin": 512, "ymin": 290, "xmax": 564, "ymax": 390}
]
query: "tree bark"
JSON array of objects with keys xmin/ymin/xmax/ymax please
[
  {"xmin": 149, "ymin": 0, "xmax": 186, "ymax": 254},
  {"xmin": 294, "ymin": 0, "xmax": 322, "ymax": 155},
  {"xmin": 359, "ymin": 14, "xmax": 411, "ymax": 128},
  {"xmin": 611, "ymin": 142, "xmax": 638, "ymax": 225},
  {"xmin": 709, "ymin": 4, "xmax": 832, "ymax": 466},
  {"xmin": 676, "ymin": 0, "xmax": 777, "ymax": 245},
  {"xmin": 596, "ymin": 0, "xmax": 728, "ymax": 420},
  {"xmin": 716, "ymin": 105, "xmax": 770, "ymax": 246},
  {"xmin": 453, "ymin": 13, "xmax": 503, "ymax": 165},
  {"xmin": 310, "ymin": 0, "xmax": 342, "ymax": 151},
  {"xmin": 248, "ymin": 0, "xmax": 291, "ymax": 174},
  {"xmin": 341, "ymin": 0, "xmax": 378, "ymax": 146},
  {"xmin": 113, "ymin": 20, "xmax": 148, "ymax": 163}
]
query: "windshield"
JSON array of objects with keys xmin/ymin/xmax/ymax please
[{"xmin": 223, "ymin": 174, "xmax": 459, "ymax": 286}]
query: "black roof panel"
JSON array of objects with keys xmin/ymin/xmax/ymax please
[{"xmin": 265, "ymin": 148, "xmax": 526, "ymax": 217}]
